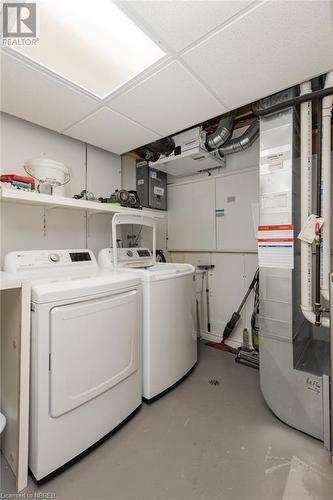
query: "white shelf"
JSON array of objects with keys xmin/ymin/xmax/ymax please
[{"xmin": 0, "ymin": 188, "xmax": 165, "ymax": 219}]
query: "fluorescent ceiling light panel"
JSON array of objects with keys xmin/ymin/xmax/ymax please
[{"xmin": 11, "ymin": 0, "xmax": 165, "ymax": 98}]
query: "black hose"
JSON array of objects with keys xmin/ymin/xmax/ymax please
[
  {"xmin": 251, "ymin": 86, "xmax": 333, "ymax": 117},
  {"xmin": 133, "ymin": 226, "xmax": 142, "ymax": 246},
  {"xmin": 223, "ymin": 269, "xmax": 259, "ymax": 340},
  {"xmin": 156, "ymin": 249, "xmax": 166, "ymax": 263}
]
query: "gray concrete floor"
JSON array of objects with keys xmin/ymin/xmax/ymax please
[{"xmin": 1, "ymin": 342, "xmax": 333, "ymax": 500}]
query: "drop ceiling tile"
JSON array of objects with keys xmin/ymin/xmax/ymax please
[
  {"xmin": 12, "ymin": 0, "xmax": 165, "ymax": 99},
  {"xmin": 120, "ymin": 1, "xmax": 254, "ymax": 52},
  {"xmin": 108, "ymin": 61, "xmax": 227, "ymax": 137},
  {"xmin": 64, "ymin": 107, "xmax": 161, "ymax": 154},
  {"xmin": 0, "ymin": 52, "xmax": 99, "ymax": 132},
  {"xmin": 182, "ymin": 1, "xmax": 333, "ymax": 109}
]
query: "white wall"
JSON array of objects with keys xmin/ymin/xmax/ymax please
[
  {"xmin": 0, "ymin": 112, "xmax": 121, "ymax": 263},
  {"xmin": 172, "ymin": 251, "xmax": 258, "ymax": 348},
  {"xmin": 168, "ymin": 128, "xmax": 260, "ymax": 348},
  {"xmin": 121, "ymin": 154, "xmax": 137, "ymax": 192}
]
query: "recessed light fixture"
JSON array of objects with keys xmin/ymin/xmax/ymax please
[{"xmin": 11, "ymin": 0, "xmax": 165, "ymax": 98}]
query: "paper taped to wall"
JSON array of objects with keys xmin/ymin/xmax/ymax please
[
  {"xmin": 257, "ymin": 224, "xmax": 294, "ymax": 269},
  {"xmin": 298, "ymin": 214, "xmax": 324, "ymax": 244},
  {"xmin": 260, "ymin": 150, "xmax": 290, "ymax": 174}
]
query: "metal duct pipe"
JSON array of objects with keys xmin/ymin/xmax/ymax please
[
  {"xmin": 218, "ymin": 121, "xmax": 259, "ymax": 156},
  {"xmin": 205, "ymin": 113, "xmax": 235, "ymax": 151},
  {"xmin": 320, "ymin": 71, "xmax": 333, "ymax": 302}
]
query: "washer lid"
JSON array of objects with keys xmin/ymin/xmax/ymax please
[
  {"xmin": 31, "ymin": 270, "xmax": 140, "ymax": 303},
  {"xmin": 128, "ymin": 263, "xmax": 195, "ymax": 282}
]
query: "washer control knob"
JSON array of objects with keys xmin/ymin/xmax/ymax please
[
  {"xmin": 49, "ymin": 253, "xmax": 60, "ymax": 263},
  {"xmin": 126, "ymin": 250, "xmax": 133, "ymax": 257}
]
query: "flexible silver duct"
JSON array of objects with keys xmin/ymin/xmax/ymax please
[
  {"xmin": 205, "ymin": 113, "xmax": 235, "ymax": 151},
  {"xmin": 218, "ymin": 120, "xmax": 259, "ymax": 156}
]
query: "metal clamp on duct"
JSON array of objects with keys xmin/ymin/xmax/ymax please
[
  {"xmin": 205, "ymin": 112, "xmax": 259, "ymax": 157},
  {"xmin": 205, "ymin": 112, "xmax": 235, "ymax": 151}
]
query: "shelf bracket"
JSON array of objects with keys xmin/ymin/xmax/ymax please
[
  {"xmin": 42, "ymin": 206, "xmax": 65, "ymax": 237},
  {"xmin": 43, "ymin": 208, "xmax": 47, "ymax": 237}
]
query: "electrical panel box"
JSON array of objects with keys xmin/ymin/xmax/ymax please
[{"xmin": 136, "ymin": 163, "xmax": 167, "ymax": 211}]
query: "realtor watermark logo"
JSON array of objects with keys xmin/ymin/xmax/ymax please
[{"xmin": 2, "ymin": 2, "xmax": 39, "ymax": 46}]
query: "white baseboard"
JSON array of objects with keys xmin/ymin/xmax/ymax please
[
  {"xmin": 200, "ymin": 330, "xmax": 242, "ymax": 349},
  {"xmin": 200, "ymin": 331, "xmax": 222, "ymax": 343}
]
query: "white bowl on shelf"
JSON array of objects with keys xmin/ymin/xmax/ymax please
[
  {"xmin": 0, "ymin": 412, "xmax": 6, "ymax": 434},
  {"xmin": 24, "ymin": 158, "xmax": 70, "ymax": 195}
]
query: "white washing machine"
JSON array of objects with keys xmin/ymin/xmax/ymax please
[
  {"xmin": 98, "ymin": 247, "xmax": 197, "ymax": 401},
  {"xmin": 4, "ymin": 249, "xmax": 142, "ymax": 480}
]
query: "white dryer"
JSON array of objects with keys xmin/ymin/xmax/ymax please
[
  {"xmin": 98, "ymin": 247, "xmax": 197, "ymax": 401},
  {"xmin": 4, "ymin": 249, "xmax": 142, "ymax": 480}
]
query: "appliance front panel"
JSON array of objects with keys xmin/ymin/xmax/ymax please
[
  {"xmin": 143, "ymin": 274, "xmax": 197, "ymax": 398},
  {"xmin": 50, "ymin": 290, "xmax": 138, "ymax": 417}
]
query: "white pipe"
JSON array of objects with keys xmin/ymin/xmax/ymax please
[
  {"xmin": 299, "ymin": 79, "xmax": 330, "ymax": 327},
  {"xmin": 320, "ymin": 71, "xmax": 333, "ymax": 302},
  {"xmin": 300, "ymin": 81, "xmax": 315, "ymax": 321},
  {"xmin": 302, "ymin": 309, "xmax": 329, "ymax": 328}
]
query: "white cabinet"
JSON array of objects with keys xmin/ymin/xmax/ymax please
[
  {"xmin": 215, "ymin": 170, "xmax": 258, "ymax": 251},
  {"xmin": 167, "ymin": 169, "xmax": 259, "ymax": 252},
  {"xmin": 167, "ymin": 179, "xmax": 216, "ymax": 250}
]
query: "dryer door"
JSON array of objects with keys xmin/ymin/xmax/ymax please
[{"xmin": 50, "ymin": 290, "xmax": 138, "ymax": 417}]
